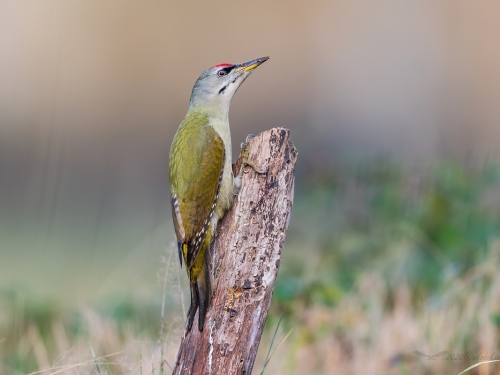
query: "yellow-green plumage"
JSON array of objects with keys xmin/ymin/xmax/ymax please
[
  {"xmin": 169, "ymin": 111, "xmax": 226, "ymax": 332},
  {"xmin": 169, "ymin": 112, "xmax": 225, "ymax": 262},
  {"xmin": 168, "ymin": 56, "xmax": 269, "ymax": 332}
]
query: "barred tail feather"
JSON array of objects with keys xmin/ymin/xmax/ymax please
[
  {"xmin": 186, "ymin": 225, "xmax": 214, "ymax": 332},
  {"xmin": 177, "ymin": 241, "xmax": 183, "ymax": 268},
  {"xmin": 187, "ymin": 281, "xmax": 198, "ymax": 332}
]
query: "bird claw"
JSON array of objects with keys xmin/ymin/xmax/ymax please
[
  {"xmin": 242, "ymin": 161, "xmax": 267, "ymax": 175},
  {"xmin": 239, "ymin": 137, "xmax": 266, "ymax": 175},
  {"xmin": 240, "ymin": 134, "xmax": 255, "ymax": 151}
]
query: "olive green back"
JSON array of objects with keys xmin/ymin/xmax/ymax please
[{"xmin": 169, "ymin": 112, "xmax": 225, "ymax": 246}]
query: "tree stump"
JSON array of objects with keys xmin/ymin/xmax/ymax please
[{"xmin": 172, "ymin": 128, "xmax": 297, "ymax": 375}]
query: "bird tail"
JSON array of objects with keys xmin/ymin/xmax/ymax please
[{"xmin": 186, "ymin": 231, "xmax": 213, "ymax": 332}]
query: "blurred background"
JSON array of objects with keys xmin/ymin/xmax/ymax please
[{"xmin": 1, "ymin": 1, "xmax": 500, "ymax": 374}]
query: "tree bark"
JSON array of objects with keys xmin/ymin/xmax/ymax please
[{"xmin": 172, "ymin": 127, "xmax": 297, "ymax": 375}]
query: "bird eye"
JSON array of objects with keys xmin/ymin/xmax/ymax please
[{"xmin": 217, "ymin": 70, "xmax": 227, "ymax": 77}]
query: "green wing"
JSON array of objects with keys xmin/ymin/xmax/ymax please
[{"xmin": 169, "ymin": 112, "xmax": 225, "ymax": 269}]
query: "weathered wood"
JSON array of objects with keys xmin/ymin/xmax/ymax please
[{"xmin": 172, "ymin": 128, "xmax": 297, "ymax": 375}]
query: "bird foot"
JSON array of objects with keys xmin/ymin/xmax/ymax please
[
  {"xmin": 239, "ymin": 135, "xmax": 267, "ymax": 175},
  {"xmin": 245, "ymin": 133, "xmax": 255, "ymax": 143}
]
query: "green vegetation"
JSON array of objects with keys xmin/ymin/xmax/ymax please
[
  {"xmin": 279, "ymin": 159, "xmax": 500, "ymax": 307},
  {"xmin": 2, "ymin": 159, "xmax": 500, "ymax": 374}
]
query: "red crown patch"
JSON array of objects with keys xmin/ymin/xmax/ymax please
[{"xmin": 211, "ymin": 63, "xmax": 232, "ymax": 68}]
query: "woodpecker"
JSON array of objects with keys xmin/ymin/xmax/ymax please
[{"xmin": 169, "ymin": 56, "xmax": 269, "ymax": 331}]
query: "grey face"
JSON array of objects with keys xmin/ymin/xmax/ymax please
[
  {"xmin": 190, "ymin": 65, "xmax": 248, "ymax": 104},
  {"xmin": 189, "ymin": 57, "xmax": 269, "ymax": 109}
]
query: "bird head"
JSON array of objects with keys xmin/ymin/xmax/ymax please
[{"xmin": 188, "ymin": 56, "xmax": 269, "ymax": 115}]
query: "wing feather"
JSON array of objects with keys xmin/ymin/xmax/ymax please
[{"xmin": 169, "ymin": 113, "xmax": 225, "ymax": 269}]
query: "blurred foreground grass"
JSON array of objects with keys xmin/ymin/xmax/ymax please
[{"xmin": 2, "ymin": 158, "xmax": 500, "ymax": 374}]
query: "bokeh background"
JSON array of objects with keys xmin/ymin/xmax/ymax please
[{"xmin": 2, "ymin": 1, "xmax": 500, "ymax": 374}]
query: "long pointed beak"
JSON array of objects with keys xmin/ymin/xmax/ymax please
[{"xmin": 234, "ymin": 56, "xmax": 269, "ymax": 73}]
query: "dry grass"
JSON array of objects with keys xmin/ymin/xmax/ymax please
[
  {"xmin": 255, "ymin": 241, "xmax": 500, "ymax": 375},
  {"xmin": 5, "ymin": 243, "xmax": 498, "ymax": 374}
]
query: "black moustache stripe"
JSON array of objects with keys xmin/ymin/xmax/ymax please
[{"xmin": 218, "ymin": 85, "xmax": 227, "ymax": 95}]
